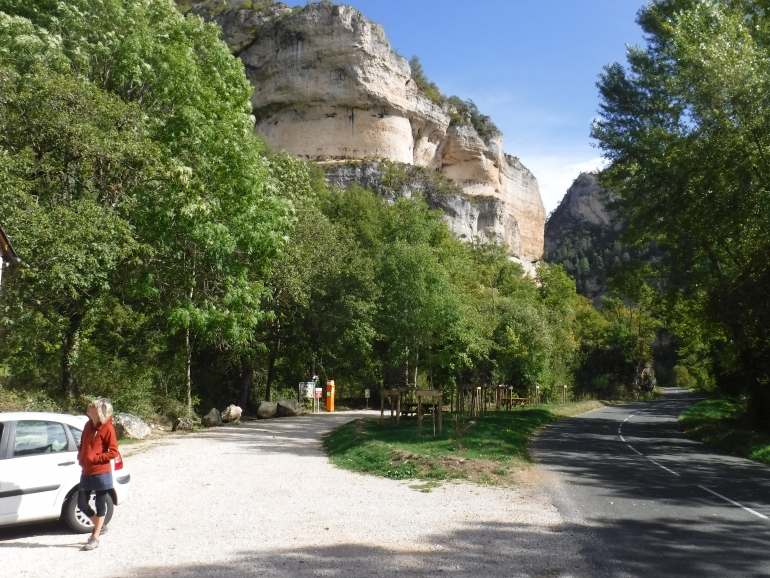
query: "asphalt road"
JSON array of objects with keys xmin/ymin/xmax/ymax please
[{"xmin": 531, "ymin": 388, "xmax": 770, "ymax": 578}]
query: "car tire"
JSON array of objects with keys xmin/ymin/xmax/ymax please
[{"xmin": 63, "ymin": 490, "xmax": 114, "ymax": 533}]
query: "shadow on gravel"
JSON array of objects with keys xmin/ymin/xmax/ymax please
[
  {"xmin": 128, "ymin": 521, "xmax": 591, "ymax": 578},
  {"xmin": 194, "ymin": 412, "xmax": 378, "ymax": 458},
  {"xmin": 0, "ymin": 519, "xmax": 71, "ymax": 542},
  {"xmin": 122, "ymin": 515, "xmax": 770, "ymax": 578}
]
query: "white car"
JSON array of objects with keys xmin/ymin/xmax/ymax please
[{"xmin": 0, "ymin": 412, "xmax": 130, "ymax": 533}]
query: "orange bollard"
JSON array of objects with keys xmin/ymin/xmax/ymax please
[{"xmin": 326, "ymin": 380, "xmax": 335, "ymax": 412}]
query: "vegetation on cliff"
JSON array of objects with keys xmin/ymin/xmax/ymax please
[{"xmin": 409, "ymin": 55, "xmax": 499, "ymax": 143}]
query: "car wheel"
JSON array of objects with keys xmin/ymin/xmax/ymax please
[{"xmin": 63, "ymin": 491, "xmax": 114, "ymax": 533}]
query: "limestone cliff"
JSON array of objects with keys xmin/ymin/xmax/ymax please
[
  {"xmin": 181, "ymin": 0, "xmax": 546, "ymax": 262},
  {"xmin": 544, "ymin": 172, "xmax": 616, "ymax": 254}
]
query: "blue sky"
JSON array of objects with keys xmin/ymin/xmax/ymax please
[{"xmin": 341, "ymin": 0, "xmax": 648, "ymax": 214}]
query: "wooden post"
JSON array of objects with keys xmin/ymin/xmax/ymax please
[
  {"xmin": 438, "ymin": 393, "xmax": 443, "ymax": 435},
  {"xmin": 396, "ymin": 392, "xmax": 401, "ymax": 426},
  {"xmin": 417, "ymin": 394, "xmax": 422, "ymax": 435},
  {"xmin": 380, "ymin": 390, "xmax": 385, "ymax": 425}
]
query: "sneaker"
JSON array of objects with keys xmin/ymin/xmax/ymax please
[{"xmin": 81, "ymin": 536, "xmax": 99, "ymax": 551}]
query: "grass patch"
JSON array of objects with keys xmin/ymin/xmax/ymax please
[
  {"xmin": 323, "ymin": 401, "xmax": 603, "ymax": 485},
  {"xmin": 117, "ymin": 438, "xmax": 142, "ymax": 446},
  {"xmin": 679, "ymin": 397, "xmax": 770, "ymax": 466}
]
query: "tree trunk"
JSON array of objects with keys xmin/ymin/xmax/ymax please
[
  {"xmin": 60, "ymin": 311, "xmax": 85, "ymax": 399},
  {"xmin": 185, "ymin": 281, "xmax": 195, "ymax": 414},
  {"xmin": 414, "ymin": 345, "xmax": 419, "ymax": 389},
  {"xmin": 238, "ymin": 357, "xmax": 254, "ymax": 409},
  {"xmin": 405, "ymin": 342, "xmax": 409, "ymax": 388},
  {"xmin": 264, "ymin": 327, "xmax": 281, "ymax": 402},
  {"xmin": 185, "ymin": 326, "xmax": 192, "ymax": 413}
]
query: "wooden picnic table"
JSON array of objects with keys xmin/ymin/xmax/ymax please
[
  {"xmin": 414, "ymin": 389, "xmax": 443, "ymax": 435},
  {"xmin": 380, "ymin": 388, "xmax": 407, "ymax": 425}
]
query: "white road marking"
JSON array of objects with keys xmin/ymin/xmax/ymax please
[
  {"xmin": 698, "ymin": 486, "xmax": 769, "ymax": 520},
  {"xmin": 649, "ymin": 459, "xmax": 680, "ymax": 476},
  {"xmin": 611, "ymin": 401, "xmax": 770, "ymax": 522}
]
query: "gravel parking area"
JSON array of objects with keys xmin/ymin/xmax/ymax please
[{"xmin": 0, "ymin": 410, "xmax": 588, "ymax": 577}]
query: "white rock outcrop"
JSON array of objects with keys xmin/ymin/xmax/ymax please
[{"xmin": 185, "ymin": 1, "xmax": 546, "ymax": 261}]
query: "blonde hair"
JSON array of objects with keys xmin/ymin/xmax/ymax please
[{"xmin": 90, "ymin": 397, "xmax": 114, "ymax": 424}]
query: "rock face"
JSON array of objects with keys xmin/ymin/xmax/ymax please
[
  {"xmin": 277, "ymin": 399, "xmax": 302, "ymax": 417},
  {"xmin": 201, "ymin": 408, "xmax": 222, "ymax": 428},
  {"xmin": 113, "ymin": 413, "xmax": 152, "ymax": 440},
  {"xmin": 182, "ymin": 1, "xmax": 546, "ymax": 263},
  {"xmin": 257, "ymin": 401, "xmax": 277, "ymax": 419},
  {"xmin": 221, "ymin": 404, "xmax": 243, "ymax": 422},
  {"xmin": 544, "ymin": 173, "xmax": 616, "ymax": 254}
]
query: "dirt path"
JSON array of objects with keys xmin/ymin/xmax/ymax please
[{"xmin": 0, "ymin": 410, "xmax": 588, "ymax": 577}]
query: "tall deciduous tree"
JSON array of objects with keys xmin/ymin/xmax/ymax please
[
  {"xmin": 0, "ymin": 1, "xmax": 295, "ymax": 411},
  {"xmin": 593, "ymin": 0, "xmax": 770, "ymax": 420},
  {"xmin": 0, "ymin": 14, "xmax": 160, "ymax": 398}
]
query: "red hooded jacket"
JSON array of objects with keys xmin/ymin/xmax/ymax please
[{"xmin": 77, "ymin": 416, "xmax": 119, "ymax": 476}]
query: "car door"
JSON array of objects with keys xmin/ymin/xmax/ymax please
[{"xmin": 0, "ymin": 420, "xmax": 75, "ymax": 523}]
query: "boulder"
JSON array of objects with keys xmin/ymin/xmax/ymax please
[
  {"xmin": 172, "ymin": 417, "xmax": 194, "ymax": 432},
  {"xmin": 257, "ymin": 401, "xmax": 277, "ymax": 419},
  {"xmin": 277, "ymin": 399, "xmax": 303, "ymax": 417},
  {"xmin": 113, "ymin": 413, "xmax": 151, "ymax": 440},
  {"xmin": 221, "ymin": 404, "xmax": 242, "ymax": 422},
  {"xmin": 201, "ymin": 408, "xmax": 222, "ymax": 428}
]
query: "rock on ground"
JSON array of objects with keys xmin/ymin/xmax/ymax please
[
  {"xmin": 277, "ymin": 399, "xmax": 302, "ymax": 417},
  {"xmin": 201, "ymin": 408, "xmax": 222, "ymax": 428},
  {"xmin": 172, "ymin": 417, "xmax": 194, "ymax": 432},
  {"xmin": 112, "ymin": 413, "xmax": 151, "ymax": 440},
  {"xmin": 257, "ymin": 401, "xmax": 277, "ymax": 419},
  {"xmin": 221, "ymin": 404, "xmax": 242, "ymax": 422}
]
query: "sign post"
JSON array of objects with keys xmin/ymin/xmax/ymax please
[
  {"xmin": 314, "ymin": 387, "xmax": 323, "ymax": 413},
  {"xmin": 364, "ymin": 388, "xmax": 370, "ymax": 410}
]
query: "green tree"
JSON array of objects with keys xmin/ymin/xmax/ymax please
[
  {"xmin": 0, "ymin": 14, "xmax": 161, "ymax": 398},
  {"xmin": 0, "ymin": 1, "xmax": 295, "ymax": 413},
  {"xmin": 592, "ymin": 0, "xmax": 770, "ymax": 421}
]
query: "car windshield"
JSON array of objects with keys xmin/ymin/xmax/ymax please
[{"xmin": 13, "ymin": 421, "xmax": 69, "ymax": 457}]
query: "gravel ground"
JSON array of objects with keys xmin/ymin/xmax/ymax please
[{"xmin": 0, "ymin": 410, "xmax": 589, "ymax": 577}]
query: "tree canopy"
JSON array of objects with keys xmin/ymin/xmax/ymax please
[{"xmin": 592, "ymin": 0, "xmax": 770, "ymax": 421}]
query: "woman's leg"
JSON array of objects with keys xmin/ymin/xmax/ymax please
[
  {"xmin": 77, "ymin": 488, "xmax": 96, "ymax": 518},
  {"xmin": 90, "ymin": 490, "xmax": 109, "ymax": 540}
]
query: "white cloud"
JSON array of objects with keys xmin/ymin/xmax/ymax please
[{"xmin": 516, "ymin": 155, "xmax": 607, "ymax": 215}]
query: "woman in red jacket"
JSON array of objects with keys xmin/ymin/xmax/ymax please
[{"xmin": 77, "ymin": 397, "xmax": 119, "ymax": 551}]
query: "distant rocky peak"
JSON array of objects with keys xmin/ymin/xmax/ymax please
[{"xmin": 545, "ymin": 172, "xmax": 618, "ymax": 252}]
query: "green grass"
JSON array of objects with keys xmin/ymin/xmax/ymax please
[
  {"xmin": 323, "ymin": 401, "xmax": 603, "ymax": 484},
  {"xmin": 117, "ymin": 438, "xmax": 142, "ymax": 446},
  {"xmin": 679, "ymin": 397, "xmax": 770, "ymax": 466}
]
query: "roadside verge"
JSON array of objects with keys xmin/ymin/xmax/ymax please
[{"xmin": 323, "ymin": 401, "xmax": 604, "ymax": 486}]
